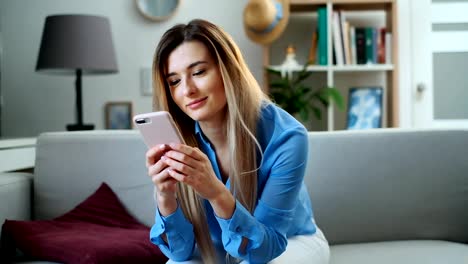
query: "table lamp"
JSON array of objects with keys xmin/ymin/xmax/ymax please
[{"xmin": 36, "ymin": 14, "xmax": 118, "ymax": 131}]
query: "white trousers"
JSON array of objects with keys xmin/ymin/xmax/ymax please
[{"xmin": 166, "ymin": 227, "xmax": 330, "ymax": 264}]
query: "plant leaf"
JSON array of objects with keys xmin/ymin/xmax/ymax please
[
  {"xmin": 270, "ymin": 79, "xmax": 289, "ymax": 88},
  {"xmin": 312, "ymin": 89, "xmax": 330, "ymax": 107},
  {"xmin": 311, "ymin": 106, "xmax": 322, "ymax": 120},
  {"xmin": 292, "ymin": 65, "xmax": 312, "ymax": 85},
  {"xmin": 266, "ymin": 67, "xmax": 282, "ymax": 77},
  {"xmin": 327, "ymin": 88, "xmax": 345, "ymax": 110},
  {"xmin": 299, "ymin": 107, "xmax": 309, "ymax": 121}
]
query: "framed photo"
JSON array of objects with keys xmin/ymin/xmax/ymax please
[
  {"xmin": 347, "ymin": 87, "xmax": 383, "ymax": 130},
  {"xmin": 105, "ymin": 102, "xmax": 133, "ymax": 129}
]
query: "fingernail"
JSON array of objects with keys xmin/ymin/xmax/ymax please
[
  {"xmin": 169, "ymin": 143, "xmax": 176, "ymax": 148},
  {"xmin": 160, "ymin": 156, "xmax": 166, "ymax": 160},
  {"xmin": 159, "ymin": 144, "xmax": 165, "ymax": 149}
]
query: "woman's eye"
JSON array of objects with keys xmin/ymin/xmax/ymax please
[
  {"xmin": 168, "ymin": 79, "xmax": 180, "ymax": 86},
  {"xmin": 193, "ymin": 69, "xmax": 205, "ymax": 76}
]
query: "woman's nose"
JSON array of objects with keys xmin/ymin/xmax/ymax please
[{"xmin": 182, "ymin": 78, "xmax": 196, "ymax": 96}]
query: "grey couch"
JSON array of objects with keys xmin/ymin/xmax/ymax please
[{"xmin": 1, "ymin": 129, "xmax": 467, "ymax": 263}]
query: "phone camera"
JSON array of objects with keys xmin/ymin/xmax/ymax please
[{"xmin": 135, "ymin": 118, "xmax": 147, "ymax": 124}]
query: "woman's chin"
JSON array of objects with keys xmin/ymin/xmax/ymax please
[
  {"xmin": 185, "ymin": 105, "xmax": 226, "ymax": 123},
  {"xmin": 186, "ymin": 110, "xmax": 207, "ymax": 122}
]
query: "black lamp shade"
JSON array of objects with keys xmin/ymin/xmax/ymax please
[
  {"xmin": 36, "ymin": 15, "xmax": 118, "ymax": 73},
  {"xmin": 35, "ymin": 15, "xmax": 118, "ymax": 131}
]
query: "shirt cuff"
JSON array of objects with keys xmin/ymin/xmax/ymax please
[
  {"xmin": 215, "ymin": 200, "xmax": 265, "ymax": 254},
  {"xmin": 149, "ymin": 204, "xmax": 193, "ymax": 246}
]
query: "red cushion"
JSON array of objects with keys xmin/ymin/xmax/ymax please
[{"xmin": 1, "ymin": 183, "xmax": 167, "ymax": 264}]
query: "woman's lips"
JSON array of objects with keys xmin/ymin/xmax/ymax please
[{"xmin": 187, "ymin": 97, "xmax": 208, "ymax": 110}]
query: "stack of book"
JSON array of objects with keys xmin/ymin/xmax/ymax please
[{"xmin": 309, "ymin": 8, "xmax": 392, "ymax": 66}]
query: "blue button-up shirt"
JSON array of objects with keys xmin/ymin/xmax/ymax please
[{"xmin": 150, "ymin": 103, "xmax": 316, "ymax": 263}]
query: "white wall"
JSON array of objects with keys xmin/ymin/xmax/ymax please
[
  {"xmin": 0, "ymin": 0, "xmax": 413, "ymax": 137},
  {"xmin": 0, "ymin": 0, "xmax": 262, "ymax": 137}
]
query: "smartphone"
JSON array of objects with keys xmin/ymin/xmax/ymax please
[{"xmin": 133, "ymin": 111, "xmax": 185, "ymax": 149}]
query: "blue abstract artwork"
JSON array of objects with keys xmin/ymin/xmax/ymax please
[
  {"xmin": 106, "ymin": 102, "xmax": 132, "ymax": 130},
  {"xmin": 347, "ymin": 87, "xmax": 383, "ymax": 130}
]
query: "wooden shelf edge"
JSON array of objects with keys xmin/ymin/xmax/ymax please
[
  {"xmin": 290, "ymin": 0, "xmax": 328, "ymax": 5},
  {"xmin": 290, "ymin": 0, "xmax": 394, "ymax": 11},
  {"xmin": 290, "ymin": 0, "xmax": 394, "ymax": 4},
  {"xmin": 267, "ymin": 64, "xmax": 394, "ymax": 72}
]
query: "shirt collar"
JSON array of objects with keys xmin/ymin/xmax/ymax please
[{"xmin": 194, "ymin": 121, "xmax": 211, "ymax": 146}]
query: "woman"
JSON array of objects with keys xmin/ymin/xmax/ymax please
[{"xmin": 147, "ymin": 19, "xmax": 329, "ymax": 264}]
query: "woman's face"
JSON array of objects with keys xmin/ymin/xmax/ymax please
[{"xmin": 165, "ymin": 40, "xmax": 227, "ymax": 123}]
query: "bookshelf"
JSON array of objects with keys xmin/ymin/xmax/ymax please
[{"xmin": 264, "ymin": 0, "xmax": 398, "ymax": 131}]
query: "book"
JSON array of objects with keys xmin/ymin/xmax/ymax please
[
  {"xmin": 350, "ymin": 26, "xmax": 357, "ymax": 65},
  {"xmin": 342, "ymin": 21, "xmax": 351, "ymax": 65},
  {"xmin": 385, "ymin": 32, "xmax": 392, "ymax": 64},
  {"xmin": 377, "ymin": 27, "xmax": 386, "ymax": 64},
  {"xmin": 317, "ymin": 7, "xmax": 328, "ymax": 65},
  {"xmin": 355, "ymin": 27, "xmax": 366, "ymax": 64},
  {"xmin": 372, "ymin": 27, "xmax": 378, "ymax": 64},
  {"xmin": 365, "ymin": 27, "xmax": 375, "ymax": 64},
  {"xmin": 332, "ymin": 10, "xmax": 344, "ymax": 65},
  {"xmin": 308, "ymin": 29, "xmax": 318, "ymax": 64}
]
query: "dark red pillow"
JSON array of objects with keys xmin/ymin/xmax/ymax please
[{"xmin": 1, "ymin": 183, "xmax": 167, "ymax": 264}]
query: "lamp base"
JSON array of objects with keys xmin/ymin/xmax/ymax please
[{"xmin": 66, "ymin": 123, "xmax": 95, "ymax": 131}]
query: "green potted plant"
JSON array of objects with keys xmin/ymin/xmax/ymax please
[{"xmin": 267, "ymin": 64, "xmax": 344, "ymax": 122}]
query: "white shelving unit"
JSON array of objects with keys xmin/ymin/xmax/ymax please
[{"xmin": 264, "ymin": 0, "xmax": 398, "ymax": 131}]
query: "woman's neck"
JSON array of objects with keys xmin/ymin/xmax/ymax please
[
  {"xmin": 199, "ymin": 114, "xmax": 230, "ymax": 182},
  {"xmin": 199, "ymin": 118, "xmax": 227, "ymax": 149}
]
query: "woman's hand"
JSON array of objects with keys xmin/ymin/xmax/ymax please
[
  {"xmin": 146, "ymin": 144, "xmax": 178, "ymax": 215},
  {"xmin": 161, "ymin": 143, "xmax": 234, "ymax": 218},
  {"xmin": 161, "ymin": 143, "xmax": 225, "ymax": 201}
]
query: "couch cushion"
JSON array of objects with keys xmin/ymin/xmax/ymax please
[
  {"xmin": 0, "ymin": 173, "xmax": 32, "ymax": 239},
  {"xmin": 33, "ymin": 131, "xmax": 155, "ymax": 227},
  {"xmin": 330, "ymin": 240, "xmax": 468, "ymax": 264},
  {"xmin": 1, "ymin": 183, "xmax": 167, "ymax": 264},
  {"xmin": 306, "ymin": 129, "xmax": 468, "ymax": 244}
]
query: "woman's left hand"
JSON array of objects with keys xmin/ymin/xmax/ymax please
[{"xmin": 161, "ymin": 143, "xmax": 226, "ymax": 202}]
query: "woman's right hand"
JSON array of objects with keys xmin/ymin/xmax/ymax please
[{"xmin": 146, "ymin": 144, "xmax": 178, "ymax": 215}]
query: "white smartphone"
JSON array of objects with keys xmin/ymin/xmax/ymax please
[{"xmin": 133, "ymin": 111, "xmax": 185, "ymax": 149}]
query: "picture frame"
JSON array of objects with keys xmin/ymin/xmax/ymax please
[
  {"xmin": 105, "ymin": 101, "xmax": 133, "ymax": 129},
  {"xmin": 347, "ymin": 87, "xmax": 383, "ymax": 130}
]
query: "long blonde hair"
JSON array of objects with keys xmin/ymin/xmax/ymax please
[{"xmin": 152, "ymin": 19, "xmax": 268, "ymax": 263}]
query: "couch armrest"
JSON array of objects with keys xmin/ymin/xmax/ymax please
[{"xmin": 0, "ymin": 173, "xmax": 33, "ymax": 236}]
